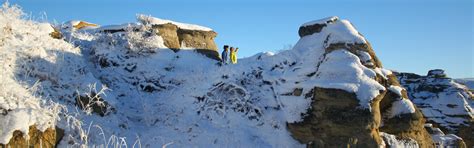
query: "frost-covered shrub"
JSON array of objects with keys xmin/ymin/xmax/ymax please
[
  {"xmin": 196, "ymin": 82, "xmax": 262, "ymax": 120},
  {"xmin": 123, "ymin": 25, "xmax": 167, "ymax": 54},
  {"xmin": 90, "ymin": 24, "xmax": 167, "ymax": 57},
  {"xmin": 0, "ymin": 2, "xmax": 62, "ymax": 144}
]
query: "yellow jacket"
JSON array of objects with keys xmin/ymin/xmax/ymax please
[{"xmin": 230, "ymin": 51, "xmax": 237, "ymax": 64}]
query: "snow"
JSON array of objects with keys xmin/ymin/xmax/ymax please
[
  {"xmin": 37, "ymin": 22, "xmax": 55, "ymax": 34},
  {"xmin": 300, "ymin": 16, "xmax": 366, "ymax": 44},
  {"xmin": 292, "ymin": 17, "xmax": 385, "ymax": 109},
  {"xmin": 326, "ymin": 19, "xmax": 367, "ymax": 44},
  {"xmin": 0, "ymin": 3, "xmax": 63, "ymax": 144},
  {"xmin": 137, "ymin": 14, "xmax": 213, "ymax": 31},
  {"xmin": 387, "ymin": 99, "xmax": 416, "ymax": 118},
  {"xmin": 374, "ymin": 67, "xmax": 393, "ymax": 79},
  {"xmin": 380, "ymin": 132, "xmax": 419, "ymax": 148},
  {"xmin": 388, "ymin": 85, "xmax": 405, "ymax": 97},
  {"xmin": 301, "ymin": 16, "xmax": 339, "ymax": 27},
  {"xmin": 313, "ymin": 49, "xmax": 385, "ymax": 109},
  {"xmin": 0, "ymin": 3, "xmax": 420, "ymax": 147},
  {"xmin": 385, "ymin": 85, "xmax": 417, "ymax": 118}
]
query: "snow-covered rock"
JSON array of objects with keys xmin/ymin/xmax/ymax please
[
  {"xmin": 424, "ymin": 123, "xmax": 466, "ymax": 147},
  {"xmin": 288, "ymin": 16, "xmax": 433, "ymax": 147},
  {"xmin": 58, "ymin": 15, "xmax": 220, "ymax": 60},
  {"xmin": 396, "ymin": 70, "xmax": 474, "ymax": 147},
  {"xmin": 137, "ymin": 14, "xmax": 212, "ymax": 31}
]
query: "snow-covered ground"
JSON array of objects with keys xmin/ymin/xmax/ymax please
[{"xmin": 0, "ymin": 3, "xmax": 424, "ymax": 147}]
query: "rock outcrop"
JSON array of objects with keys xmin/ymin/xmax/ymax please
[
  {"xmin": 151, "ymin": 23, "xmax": 219, "ymax": 60},
  {"xmin": 396, "ymin": 69, "xmax": 474, "ymax": 147},
  {"xmin": 287, "ymin": 16, "xmax": 434, "ymax": 147},
  {"xmin": 0, "ymin": 125, "xmax": 63, "ymax": 148},
  {"xmin": 90, "ymin": 15, "xmax": 220, "ymax": 60}
]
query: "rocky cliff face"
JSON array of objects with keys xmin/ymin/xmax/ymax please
[{"xmin": 396, "ymin": 69, "xmax": 473, "ymax": 147}]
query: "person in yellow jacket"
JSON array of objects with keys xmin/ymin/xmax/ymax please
[{"xmin": 230, "ymin": 47, "xmax": 238, "ymax": 64}]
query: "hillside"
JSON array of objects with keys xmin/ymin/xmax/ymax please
[{"xmin": 0, "ymin": 3, "xmax": 472, "ymax": 147}]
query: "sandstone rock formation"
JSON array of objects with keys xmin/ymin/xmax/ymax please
[
  {"xmin": 287, "ymin": 16, "xmax": 434, "ymax": 147},
  {"xmin": 92, "ymin": 15, "xmax": 220, "ymax": 60},
  {"xmin": 151, "ymin": 23, "xmax": 219, "ymax": 60},
  {"xmin": 396, "ymin": 69, "xmax": 474, "ymax": 147}
]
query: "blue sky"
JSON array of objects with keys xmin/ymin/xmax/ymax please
[{"xmin": 6, "ymin": 0, "xmax": 473, "ymax": 78}]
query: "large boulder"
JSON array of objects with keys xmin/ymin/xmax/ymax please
[{"xmin": 287, "ymin": 16, "xmax": 434, "ymax": 147}]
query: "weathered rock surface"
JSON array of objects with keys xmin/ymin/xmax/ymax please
[
  {"xmin": 288, "ymin": 87, "xmax": 382, "ymax": 147},
  {"xmin": 152, "ymin": 23, "xmax": 180, "ymax": 49}
]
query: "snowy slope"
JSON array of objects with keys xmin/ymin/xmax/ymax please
[
  {"xmin": 0, "ymin": 3, "xmax": 422, "ymax": 147},
  {"xmin": 0, "ymin": 4, "xmax": 66, "ymax": 143},
  {"xmin": 59, "ymin": 15, "xmax": 388, "ymax": 146}
]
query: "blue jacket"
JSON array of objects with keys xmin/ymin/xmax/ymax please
[{"xmin": 221, "ymin": 50, "xmax": 228, "ymax": 63}]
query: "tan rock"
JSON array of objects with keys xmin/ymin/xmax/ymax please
[
  {"xmin": 152, "ymin": 23, "xmax": 180, "ymax": 49},
  {"xmin": 287, "ymin": 87, "xmax": 383, "ymax": 147},
  {"xmin": 151, "ymin": 23, "xmax": 219, "ymax": 60},
  {"xmin": 0, "ymin": 125, "xmax": 64, "ymax": 148},
  {"xmin": 74, "ymin": 21, "xmax": 98, "ymax": 30}
]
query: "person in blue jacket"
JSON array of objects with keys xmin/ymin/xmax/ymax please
[{"xmin": 221, "ymin": 45, "xmax": 229, "ymax": 64}]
